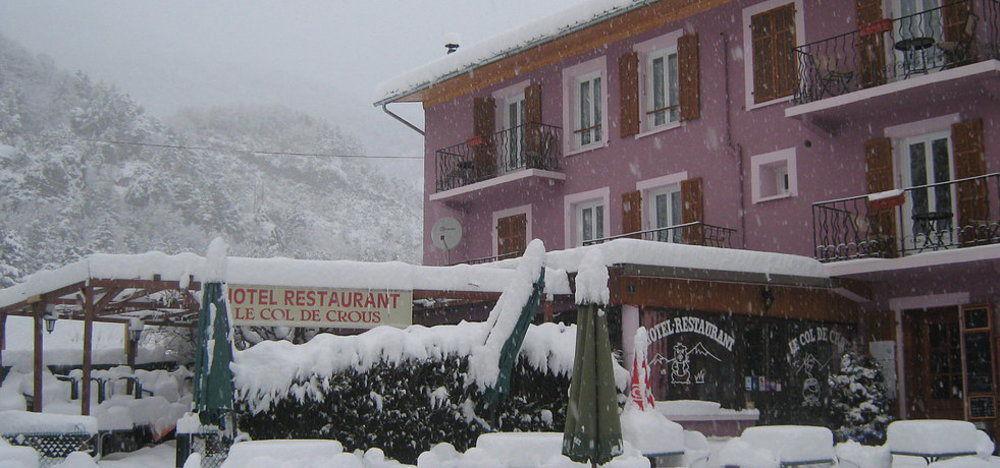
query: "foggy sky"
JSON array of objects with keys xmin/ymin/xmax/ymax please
[{"xmin": 0, "ymin": 0, "xmax": 583, "ymax": 181}]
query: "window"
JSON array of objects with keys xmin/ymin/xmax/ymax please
[
  {"xmin": 743, "ymin": 0, "xmax": 803, "ymax": 108},
  {"xmin": 562, "ymin": 57, "xmax": 608, "ymax": 154},
  {"xmin": 751, "ymin": 147, "xmax": 797, "ymax": 203},
  {"xmin": 646, "ymin": 48, "xmax": 680, "ymax": 129},
  {"xmin": 492, "ymin": 204, "xmax": 532, "ymax": 259},
  {"xmin": 577, "ymin": 73, "xmax": 603, "ymax": 147},
  {"xmin": 648, "ymin": 185, "xmax": 683, "ymax": 242},
  {"xmin": 578, "ymin": 200, "xmax": 605, "ymax": 245}
]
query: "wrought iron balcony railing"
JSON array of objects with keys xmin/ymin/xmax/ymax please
[
  {"xmin": 583, "ymin": 222, "xmax": 737, "ymax": 248},
  {"xmin": 435, "ymin": 123, "xmax": 562, "ymax": 193},
  {"xmin": 813, "ymin": 173, "xmax": 1000, "ymax": 262},
  {"xmin": 794, "ymin": 0, "xmax": 999, "ymax": 104}
]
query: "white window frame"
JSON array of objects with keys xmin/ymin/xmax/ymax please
[
  {"xmin": 491, "ymin": 204, "xmax": 532, "ymax": 258},
  {"xmin": 750, "ymin": 147, "xmax": 798, "ymax": 203},
  {"xmin": 564, "ymin": 187, "xmax": 611, "ymax": 247},
  {"xmin": 634, "ymin": 29, "xmax": 684, "ymax": 137},
  {"xmin": 562, "ymin": 56, "xmax": 609, "ymax": 156},
  {"xmin": 742, "ymin": 0, "xmax": 806, "ymax": 110},
  {"xmin": 636, "ymin": 171, "xmax": 689, "ymax": 230}
]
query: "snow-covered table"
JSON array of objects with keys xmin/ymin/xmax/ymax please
[
  {"xmin": 887, "ymin": 420, "xmax": 991, "ymax": 464},
  {"xmin": 0, "ymin": 410, "xmax": 99, "ymax": 460}
]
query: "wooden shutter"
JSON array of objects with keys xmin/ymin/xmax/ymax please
[
  {"xmin": 681, "ymin": 178, "xmax": 704, "ymax": 245},
  {"xmin": 622, "ymin": 190, "xmax": 643, "ymax": 238},
  {"xmin": 953, "ymin": 119, "xmax": 989, "ymax": 245},
  {"xmin": 619, "ymin": 51, "xmax": 640, "ymax": 138},
  {"xmin": 497, "ymin": 213, "xmax": 527, "ymax": 258},
  {"xmin": 856, "ymin": 0, "xmax": 887, "ymax": 89},
  {"xmin": 943, "ymin": 0, "xmax": 973, "ymax": 43},
  {"xmin": 865, "ymin": 137, "xmax": 898, "ymax": 258},
  {"xmin": 773, "ymin": 4, "xmax": 798, "ymax": 99},
  {"xmin": 524, "ymin": 84, "xmax": 543, "ymax": 166},
  {"xmin": 678, "ymin": 33, "xmax": 701, "ymax": 121},
  {"xmin": 473, "ymin": 97, "xmax": 496, "ymax": 178},
  {"xmin": 751, "ymin": 11, "xmax": 775, "ymax": 103}
]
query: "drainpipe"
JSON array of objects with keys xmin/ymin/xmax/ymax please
[
  {"xmin": 381, "ymin": 100, "xmax": 425, "ymax": 136},
  {"xmin": 722, "ymin": 30, "xmax": 747, "ymax": 250}
]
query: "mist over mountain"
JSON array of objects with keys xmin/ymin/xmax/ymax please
[{"xmin": 0, "ymin": 34, "xmax": 422, "ymax": 284}]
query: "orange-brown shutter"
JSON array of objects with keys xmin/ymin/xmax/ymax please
[
  {"xmin": 751, "ymin": 11, "xmax": 774, "ymax": 103},
  {"xmin": 771, "ymin": 4, "xmax": 798, "ymax": 99},
  {"xmin": 622, "ymin": 190, "xmax": 643, "ymax": 238},
  {"xmin": 953, "ymin": 119, "xmax": 989, "ymax": 245},
  {"xmin": 524, "ymin": 83, "xmax": 543, "ymax": 165},
  {"xmin": 856, "ymin": 0, "xmax": 887, "ymax": 89},
  {"xmin": 678, "ymin": 33, "xmax": 701, "ymax": 121},
  {"xmin": 473, "ymin": 97, "xmax": 496, "ymax": 178},
  {"xmin": 681, "ymin": 178, "xmax": 704, "ymax": 245},
  {"xmin": 865, "ymin": 137, "xmax": 898, "ymax": 258},
  {"xmin": 619, "ymin": 51, "xmax": 640, "ymax": 138},
  {"xmin": 943, "ymin": 0, "xmax": 973, "ymax": 43},
  {"xmin": 497, "ymin": 213, "xmax": 527, "ymax": 258}
]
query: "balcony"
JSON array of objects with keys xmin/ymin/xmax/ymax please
[
  {"xmin": 813, "ymin": 173, "xmax": 1000, "ymax": 262},
  {"xmin": 788, "ymin": 0, "xmax": 999, "ymax": 123},
  {"xmin": 583, "ymin": 222, "xmax": 738, "ymax": 248},
  {"xmin": 433, "ymin": 123, "xmax": 564, "ymax": 201}
]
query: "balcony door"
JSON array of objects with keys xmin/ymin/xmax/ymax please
[
  {"xmin": 648, "ymin": 185, "xmax": 682, "ymax": 243},
  {"xmin": 892, "ymin": 0, "xmax": 944, "ymax": 75},
  {"xmin": 899, "ymin": 131, "xmax": 956, "ymax": 252},
  {"xmin": 501, "ymin": 95, "xmax": 526, "ymax": 172}
]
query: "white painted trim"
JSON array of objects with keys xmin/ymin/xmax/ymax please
[
  {"xmin": 824, "ymin": 243, "xmax": 1000, "ymax": 277},
  {"xmin": 562, "ymin": 56, "xmax": 609, "ymax": 156},
  {"xmin": 742, "ymin": 0, "xmax": 805, "ymax": 110},
  {"xmin": 491, "ymin": 204, "xmax": 532, "ymax": 258},
  {"xmin": 750, "ymin": 147, "xmax": 797, "ymax": 204},
  {"xmin": 785, "ymin": 60, "xmax": 1000, "ymax": 118},
  {"xmin": 428, "ymin": 169, "xmax": 566, "ymax": 201},
  {"xmin": 634, "ymin": 121, "xmax": 683, "ymax": 140},
  {"xmin": 884, "ymin": 113, "xmax": 961, "ymax": 140},
  {"xmin": 492, "ymin": 79, "xmax": 530, "ymax": 102},
  {"xmin": 636, "ymin": 171, "xmax": 689, "ymax": 192},
  {"xmin": 563, "ymin": 186, "xmax": 611, "ymax": 248},
  {"xmin": 634, "ymin": 29, "xmax": 684, "ymax": 133}
]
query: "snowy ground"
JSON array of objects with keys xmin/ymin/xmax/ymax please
[{"xmin": 98, "ymin": 443, "xmax": 175, "ymax": 468}]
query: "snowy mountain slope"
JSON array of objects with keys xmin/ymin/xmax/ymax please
[{"xmin": 0, "ymin": 34, "xmax": 422, "ymax": 283}]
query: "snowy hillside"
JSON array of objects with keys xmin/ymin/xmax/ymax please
[{"xmin": 0, "ymin": 34, "xmax": 422, "ymax": 286}]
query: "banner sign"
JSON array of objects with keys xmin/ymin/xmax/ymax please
[{"xmin": 228, "ymin": 284, "xmax": 412, "ymax": 329}]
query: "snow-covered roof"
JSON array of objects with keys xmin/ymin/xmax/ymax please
[
  {"xmin": 373, "ymin": 0, "xmax": 653, "ymax": 105},
  {"xmin": 493, "ymin": 239, "xmax": 831, "ymax": 280},
  {"xmin": 0, "ymin": 252, "xmax": 570, "ymax": 310}
]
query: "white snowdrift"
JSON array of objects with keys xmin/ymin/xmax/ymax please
[
  {"xmin": 0, "ymin": 410, "xmax": 98, "ymax": 435},
  {"xmin": 416, "ymin": 433, "xmax": 651, "ymax": 467},
  {"xmin": 619, "ymin": 407, "xmax": 684, "ymax": 455}
]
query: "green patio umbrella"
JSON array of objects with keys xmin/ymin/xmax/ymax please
[
  {"xmin": 562, "ymin": 252, "xmax": 622, "ymax": 466},
  {"xmin": 193, "ymin": 240, "xmax": 235, "ymax": 428},
  {"xmin": 482, "ymin": 268, "xmax": 545, "ymax": 410}
]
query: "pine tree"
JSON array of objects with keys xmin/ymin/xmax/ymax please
[
  {"xmin": 828, "ymin": 350, "xmax": 893, "ymax": 444},
  {"xmin": 0, "ymin": 227, "xmax": 25, "ymax": 288}
]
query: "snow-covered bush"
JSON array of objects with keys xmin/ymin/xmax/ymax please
[
  {"xmin": 827, "ymin": 351, "xmax": 892, "ymax": 444},
  {"xmin": 233, "ymin": 322, "xmax": 587, "ymax": 464}
]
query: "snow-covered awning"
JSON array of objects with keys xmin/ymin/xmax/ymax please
[
  {"xmin": 373, "ymin": 0, "xmax": 652, "ymax": 105},
  {"xmin": 0, "ymin": 252, "xmax": 573, "ymax": 314}
]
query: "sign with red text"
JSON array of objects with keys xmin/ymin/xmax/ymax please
[{"xmin": 227, "ymin": 284, "xmax": 412, "ymax": 329}]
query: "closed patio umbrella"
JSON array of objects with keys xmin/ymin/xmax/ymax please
[{"xmin": 193, "ymin": 239, "xmax": 235, "ymax": 428}]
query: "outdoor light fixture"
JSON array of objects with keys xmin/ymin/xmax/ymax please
[
  {"xmin": 43, "ymin": 303, "xmax": 58, "ymax": 334},
  {"xmin": 128, "ymin": 319, "xmax": 145, "ymax": 343}
]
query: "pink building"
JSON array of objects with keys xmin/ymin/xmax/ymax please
[{"xmin": 377, "ymin": 0, "xmax": 1000, "ymax": 435}]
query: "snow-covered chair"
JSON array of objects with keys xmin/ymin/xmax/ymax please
[
  {"xmin": 835, "ymin": 440, "xmax": 891, "ymax": 468},
  {"xmin": 708, "ymin": 425, "xmax": 835, "ymax": 467},
  {"xmin": 887, "ymin": 420, "xmax": 994, "ymax": 464}
]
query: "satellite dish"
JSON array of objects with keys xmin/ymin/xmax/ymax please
[{"xmin": 431, "ymin": 217, "xmax": 463, "ymax": 251}]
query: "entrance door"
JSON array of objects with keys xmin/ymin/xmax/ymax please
[
  {"xmin": 904, "ymin": 306, "xmax": 965, "ymax": 419},
  {"xmin": 900, "ymin": 132, "xmax": 955, "ymax": 252},
  {"xmin": 496, "ymin": 213, "xmax": 527, "ymax": 260}
]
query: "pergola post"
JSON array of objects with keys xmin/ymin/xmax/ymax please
[
  {"xmin": 81, "ymin": 287, "xmax": 94, "ymax": 416},
  {"xmin": 0, "ymin": 311, "xmax": 5, "ymax": 385},
  {"xmin": 32, "ymin": 302, "xmax": 43, "ymax": 412},
  {"xmin": 124, "ymin": 321, "xmax": 136, "ymax": 394}
]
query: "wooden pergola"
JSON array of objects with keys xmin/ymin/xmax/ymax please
[{"xmin": 0, "ymin": 275, "xmax": 201, "ymax": 415}]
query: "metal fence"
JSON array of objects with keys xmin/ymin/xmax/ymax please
[
  {"xmin": 583, "ymin": 222, "xmax": 738, "ymax": 248},
  {"xmin": 794, "ymin": 0, "xmax": 1000, "ymax": 104},
  {"xmin": 813, "ymin": 173, "xmax": 1000, "ymax": 262},
  {"xmin": 435, "ymin": 123, "xmax": 562, "ymax": 193}
]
